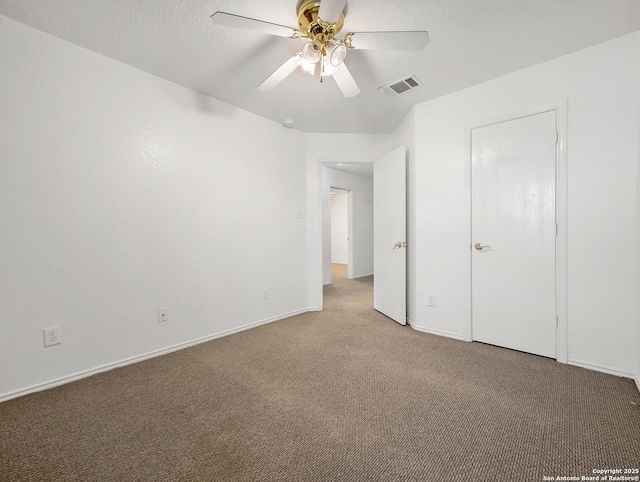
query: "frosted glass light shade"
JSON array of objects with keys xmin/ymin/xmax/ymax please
[
  {"xmin": 326, "ymin": 41, "xmax": 347, "ymax": 66},
  {"xmin": 302, "ymin": 42, "xmax": 321, "ymax": 64},
  {"xmin": 299, "ymin": 57, "xmax": 317, "ymax": 75}
]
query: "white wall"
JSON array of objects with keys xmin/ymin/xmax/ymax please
[
  {"xmin": 0, "ymin": 16, "xmax": 308, "ymax": 401},
  {"xmin": 411, "ymin": 32, "xmax": 640, "ymax": 377},
  {"xmin": 306, "ymin": 135, "xmax": 391, "ymax": 308},
  {"xmin": 330, "ymin": 192, "xmax": 349, "ymax": 264},
  {"xmin": 322, "ymin": 167, "xmax": 374, "ymax": 283},
  {"xmin": 391, "ymin": 110, "xmax": 416, "ymax": 324}
]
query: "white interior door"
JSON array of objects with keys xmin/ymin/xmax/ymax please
[
  {"xmin": 471, "ymin": 111, "xmax": 557, "ymax": 358},
  {"xmin": 374, "ymin": 146, "xmax": 407, "ymax": 325}
]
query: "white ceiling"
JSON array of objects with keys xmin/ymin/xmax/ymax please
[
  {"xmin": 325, "ymin": 162, "xmax": 372, "ymax": 179},
  {"xmin": 1, "ymin": 0, "xmax": 640, "ymax": 134}
]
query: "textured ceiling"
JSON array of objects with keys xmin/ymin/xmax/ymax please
[{"xmin": 1, "ymin": 0, "xmax": 640, "ymax": 133}]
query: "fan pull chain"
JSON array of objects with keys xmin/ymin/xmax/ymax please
[{"xmin": 319, "ymin": 43, "xmax": 328, "ymax": 83}]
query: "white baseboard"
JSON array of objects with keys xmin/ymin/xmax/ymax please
[
  {"xmin": 567, "ymin": 358, "xmax": 634, "ymax": 380},
  {"xmin": 408, "ymin": 321, "xmax": 465, "ymax": 341},
  {"xmin": 0, "ymin": 308, "xmax": 312, "ymax": 404},
  {"xmin": 635, "ymin": 375, "xmax": 640, "ymax": 394}
]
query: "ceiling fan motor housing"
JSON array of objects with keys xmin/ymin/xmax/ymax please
[{"xmin": 297, "ymin": 0, "xmax": 345, "ymax": 41}]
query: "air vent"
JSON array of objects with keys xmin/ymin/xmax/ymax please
[{"xmin": 379, "ymin": 75, "xmax": 424, "ymax": 98}]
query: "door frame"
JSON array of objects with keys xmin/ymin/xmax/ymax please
[
  {"xmin": 464, "ymin": 101, "xmax": 568, "ymax": 363},
  {"xmin": 316, "ymin": 160, "xmax": 375, "ymax": 310}
]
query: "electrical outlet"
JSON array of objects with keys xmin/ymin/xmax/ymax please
[
  {"xmin": 158, "ymin": 308, "xmax": 168, "ymax": 322},
  {"xmin": 427, "ymin": 294, "xmax": 436, "ymax": 307},
  {"xmin": 262, "ymin": 288, "xmax": 269, "ymax": 300},
  {"xmin": 43, "ymin": 326, "xmax": 61, "ymax": 347}
]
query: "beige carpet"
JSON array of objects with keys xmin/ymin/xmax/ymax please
[{"xmin": 1, "ymin": 263, "xmax": 639, "ymax": 481}]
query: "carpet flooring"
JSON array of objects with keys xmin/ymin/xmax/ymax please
[{"xmin": 1, "ymin": 264, "xmax": 639, "ymax": 481}]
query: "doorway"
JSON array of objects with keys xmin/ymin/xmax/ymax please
[
  {"xmin": 321, "ymin": 163, "xmax": 374, "ymax": 287},
  {"xmin": 330, "ymin": 187, "xmax": 350, "ymax": 280},
  {"xmin": 470, "ymin": 109, "xmax": 562, "ymax": 359}
]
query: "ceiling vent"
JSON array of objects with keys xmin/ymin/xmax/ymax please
[{"xmin": 379, "ymin": 75, "xmax": 423, "ymax": 98}]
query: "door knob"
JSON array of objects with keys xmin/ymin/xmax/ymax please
[
  {"xmin": 474, "ymin": 243, "xmax": 491, "ymax": 250},
  {"xmin": 393, "ymin": 241, "xmax": 408, "ymax": 250}
]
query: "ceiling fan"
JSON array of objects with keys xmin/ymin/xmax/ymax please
[{"xmin": 211, "ymin": 0, "xmax": 429, "ymax": 98}]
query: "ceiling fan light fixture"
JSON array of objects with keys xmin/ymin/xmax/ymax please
[
  {"xmin": 299, "ymin": 56, "xmax": 317, "ymax": 75},
  {"xmin": 326, "ymin": 41, "xmax": 347, "ymax": 66},
  {"xmin": 302, "ymin": 41, "xmax": 322, "ymax": 64}
]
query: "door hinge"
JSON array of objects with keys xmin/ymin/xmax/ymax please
[
  {"xmin": 556, "ymin": 315, "xmax": 559, "ymax": 327},
  {"xmin": 555, "ymin": 223, "xmax": 558, "ymax": 236},
  {"xmin": 555, "ymin": 131, "xmax": 559, "ymax": 143}
]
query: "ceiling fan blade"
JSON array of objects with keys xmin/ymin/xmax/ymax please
[
  {"xmin": 211, "ymin": 11, "xmax": 300, "ymax": 38},
  {"xmin": 332, "ymin": 63, "xmax": 360, "ymax": 98},
  {"xmin": 258, "ymin": 53, "xmax": 302, "ymax": 91},
  {"xmin": 345, "ymin": 31, "xmax": 430, "ymax": 51},
  {"xmin": 318, "ymin": 0, "xmax": 347, "ymax": 24}
]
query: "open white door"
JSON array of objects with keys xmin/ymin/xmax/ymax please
[{"xmin": 374, "ymin": 146, "xmax": 407, "ymax": 324}]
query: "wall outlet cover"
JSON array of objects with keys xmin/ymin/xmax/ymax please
[{"xmin": 43, "ymin": 326, "xmax": 61, "ymax": 347}]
